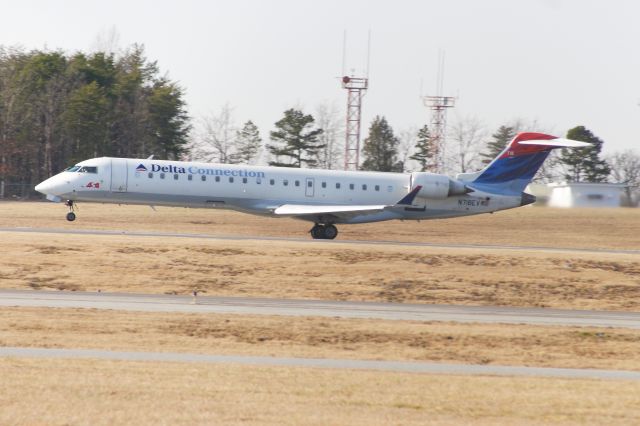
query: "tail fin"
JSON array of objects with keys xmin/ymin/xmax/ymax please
[{"xmin": 461, "ymin": 132, "xmax": 589, "ymax": 195}]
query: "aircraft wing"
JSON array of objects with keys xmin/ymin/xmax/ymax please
[
  {"xmin": 274, "ymin": 203, "xmax": 387, "ymax": 217},
  {"xmin": 272, "ymin": 185, "xmax": 423, "ymax": 221}
]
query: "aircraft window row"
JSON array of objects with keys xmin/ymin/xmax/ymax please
[{"xmin": 144, "ymin": 173, "xmax": 388, "ymax": 192}]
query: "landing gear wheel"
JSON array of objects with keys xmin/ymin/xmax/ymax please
[
  {"xmin": 310, "ymin": 224, "xmax": 325, "ymax": 239},
  {"xmin": 310, "ymin": 224, "xmax": 338, "ymax": 240},
  {"xmin": 323, "ymin": 224, "xmax": 338, "ymax": 240},
  {"xmin": 65, "ymin": 200, "xmax": 77, "ymax": 221}
]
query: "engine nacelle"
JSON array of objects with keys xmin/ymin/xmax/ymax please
[{"xmin": 411, "ymin": 172, "xmax": 470, "ymax": 199}]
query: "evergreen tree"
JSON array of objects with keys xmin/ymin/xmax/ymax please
[
  {"xmin": 268, "ymin": 108, "xmax": 324, "ymax": 168},
  {"xmin": 409, "ymin": 125, "xmax": 434, "ymax": 172},
  {"xmin": 480, "ymin": 125, "xmax": 515, "ymax": 164},
  {"xmin": 560, "ymin": 126, "xmax": 611, "ymax": 182},
  {"xmin": 146, "ymin": 79, "xmax": 190, "ymax": 159},
  {"xmin": 232, "ymin": 120, "xmax": 262, "ymax": 164},
  {"xmin": 0, "ymin": 45, "xmax": 190, "ymax": 197},
  {"xmin": 361, "ymin": 116, "xmax": 402, "ymax": 172}
]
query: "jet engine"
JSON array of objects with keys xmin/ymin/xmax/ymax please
[{"xmin": 410, "ymin": 172, "xmax": 471, "ymax": 199}]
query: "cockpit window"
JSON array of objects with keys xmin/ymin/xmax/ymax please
[
  {"xmin": 78, "ymin": 166, "xmax": 98, "ymax": 174},
  {"xmin": 65, "ymin": 166, "xmax": 80, "ymax": 172}
]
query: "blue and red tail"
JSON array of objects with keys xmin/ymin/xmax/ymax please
[{"xmin": 463, "ymin": 132, "xmax": 589, "ymax": 195}]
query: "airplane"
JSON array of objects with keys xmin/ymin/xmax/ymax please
[{"xmin": 35, "ymin": 132, "xmax": 589, "ymax": 240}]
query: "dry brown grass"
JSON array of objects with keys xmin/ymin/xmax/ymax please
[
  {"xmin": 2, "ymin": 307, "xmax": 640, "ymax": 371},
  {"xmin": 1, "ymin": 231, "xmax": 639, "ymax": 310},
  {"xmin": 2, "ymin": 200, "xmax": 639, "ymax": 249},
  {"xmin": 1, "ymin": 357, "xmax": 639, "ymax": 425}
]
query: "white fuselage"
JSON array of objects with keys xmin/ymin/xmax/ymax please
[{"xmin": 35, "ymin": 157, "xmax": 523, "ymax": 224}]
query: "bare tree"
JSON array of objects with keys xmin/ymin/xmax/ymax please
[
  {"xmin": 90, "ymin": 26, "xmax": 122, "ymax": 56},
  {"xmin": 191, "ymin": 103, "xmax": 237, "ymax": 163},
  {"xmin": 447, "ymin": 115, "xmax": 486, "ymax": 174},
  {"xmin": 314, "ymin": 101, "xmax": 343, "ymax": 169},
  {"xmin": 397, "ymin": 127, "xmax": 418, "ymax": 172},
  {"xmin": 608, "ymin": 150, "xmax": 640, "ymax": 206}
]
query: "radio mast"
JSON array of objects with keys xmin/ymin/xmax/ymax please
[
  {"xmin": 422, "ymin": 51, "xmax": 455, "ymax": 174},
  {"xmin": 341, "ymin": 31, "xmax": 370, "ymax": 171}
]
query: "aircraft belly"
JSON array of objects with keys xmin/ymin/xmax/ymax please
[{"xmin": 69, "ymin": 190, "xmax": 274, "ymax": 213}]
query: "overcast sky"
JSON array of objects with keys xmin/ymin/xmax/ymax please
[{"xmin": 2, "ymin": 0, "xmax": 639, "ymax": 154}]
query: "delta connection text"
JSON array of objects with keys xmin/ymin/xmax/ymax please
[{"xmin": 146, "ymin": 163, "xmax": 266, "ymax": 178}]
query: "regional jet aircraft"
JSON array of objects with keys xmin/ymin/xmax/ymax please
[{"xmin": 35, "ymin": 132, "xmax": 588, "ymax": 239}]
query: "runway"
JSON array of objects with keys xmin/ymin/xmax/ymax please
[
  {"xmin": 2, "ymin": 289, "xmax": 640, "ymax": 329},
  {"xmin": 2, "ymin": 346, "xmax": 639, "ymax": 380},
  {"xmin": 1, "ymin": 226, "xmax": 639, "ymax": 255}
]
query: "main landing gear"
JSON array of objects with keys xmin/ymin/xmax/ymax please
[
  {"xmin": 310, "ymin": 224, "xmax": 338, "ymax": 240},
  {"xmin": 65, "ymin": 200, "xmax": 76, "ymax": 222}
]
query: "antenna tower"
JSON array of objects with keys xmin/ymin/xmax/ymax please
[
  {"xmin": 422, "ymin": 51, "xmax": 455, "ymax": 174},
  {"xmin": 341, "ymin": 31, "xmax": 370, "ymax": 171}
]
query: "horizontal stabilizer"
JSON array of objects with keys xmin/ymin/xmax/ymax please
[{"xmin": 518, "ymin": 138, "xmax": 591, "ymax": 148}]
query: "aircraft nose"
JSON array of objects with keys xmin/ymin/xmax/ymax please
[{"xmin": 34, "ymin": 179, "xmax": 52, "ymax": 194}]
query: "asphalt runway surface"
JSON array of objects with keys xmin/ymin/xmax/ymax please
[
  {"xmin": 1, "ymin": 226, "xmax": 639, "ymax": 255},
  {"xmin": 2, "ymin": 346, "xmax": 640, "ymax": 380},
  {"xmin": 2, "ymin": 289, "xmax": 640, "ymax": 329}
]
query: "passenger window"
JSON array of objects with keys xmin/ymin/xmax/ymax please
[
  {"xmin": 160, "ymin": 173, "xmax": 165, "ymax": 179},
  {"xmin": 215, "ymin": 176, "xmax": 220, "ymax": 182},
  {"xmin": 362, "ymin": 184, "xmax": 367, "ymax": 191},
  {"xmin": 295, "ymin": 180, "xmax": 300, "ymax": 187},
  {"xmin": 349, "ymin": 183, "xmax": 354, "ymax": 190},
  {"xmin": 148, "ymin": 172, "xmax": 153, "ymax": 179},
  {"xmin": 188, "ymin": 175, "xmax": 193, "ymax": 181},
  {"xmin": 321, "ymin": 182, "xmax": 326, "ymax": 188},
  {"xmin": 283, "ymin": 180, "xmax": 288, "ymax": 186},
  {"xmin": 336, "ymin": 183, "xmax": 341, "ymax": 189},
  {"xmin": 307, "ymin": 181, "xmax": 313, "ymax": 187},
  {"xmin": 242, "ymin": 177, "xmax": 247, "ymax": 184},
  {"xmin": 201, "ymin": 175, "xmax": 206, "ymax": 182},
  {"xmin": 270, "ymin": 179, "xmax": 275, "ymax": 185},
  {"xmin": 256, "ymin": 177, "xmax": 262, "ymax": 184},
  {"xmin": 375, "ymin": 185, "xmax": 380, "ymax": 191},
  {"xmin": 229, "ymin": 177, "xmax": 234, "ymax": 183},
  {"xmin": 173, "ymin": 174, "xmax": 179, "ymax": 180}
]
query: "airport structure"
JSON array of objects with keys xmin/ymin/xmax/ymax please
[
  {"xmin": 422, "ymin": 51, "xmax": 455, "ymax": 174},
  {"xmin": 341, "ymin": 75, "xmax": 368, "ymax": 171},
  {"xmin": 546, "ymin": 182, "xmax": 627, "ymax": 208}
]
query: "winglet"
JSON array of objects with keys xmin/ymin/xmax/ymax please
[{"xmin": 397, "ymin": 186, "xmax": 422, "ymax": 205}]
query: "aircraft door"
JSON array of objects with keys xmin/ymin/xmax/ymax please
[
  {"xmin": 305, "ymin": 177, "xmax": 315, "ymax": 197},
  {"xmin": 110, "ymin": 159, "xmax": 128, "ymax": 192}
]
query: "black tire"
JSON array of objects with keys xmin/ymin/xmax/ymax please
[
  {"xmin": 66, "ymin": 212, "xmax": 76, "ymax": 222},
  {"xmin": 310, "ymin": 225, "xmax": 325, "ymax": 239},
  {"xmin": 323, "ymin": 224, "xmax": 338, "ymax": 240}
]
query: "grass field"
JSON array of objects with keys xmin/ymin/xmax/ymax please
[
  {"xmin": 1, "ymin": 201, "xmax": 639, "ymax": 249},
  {"xmin": 2, "ymin": 307, "xmax": 640, "ymax": 371},
  {"xmin": 1, "ymin": 201, "xmax": 639, "ymax": 424},
  {"xmin": 0, "ymin": 358, "xmax": 640, "ymax": 425},
  {"xmin": 1, "ymin": 358, "xmax": 640, "ymax": 425},
  {"xmin": 2, "ymin": 231, "xmax": 639, "ymax": 310}
]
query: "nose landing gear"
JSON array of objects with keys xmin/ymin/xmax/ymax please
[
  {"xmin": 65, "ymin": 200, "xmax": 76, "ymax": 222},
  {"xmin": 310, "ymin": 224, "xmax": 338, "ymax": 240}
]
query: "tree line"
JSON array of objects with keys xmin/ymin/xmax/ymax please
[
  {"xmin": 1, "ymin": 45, "xmax": 637, "ymax": 199},
  {"xmin": 0, "ymin": 45, "xmax": 189, "ymax": 198}
]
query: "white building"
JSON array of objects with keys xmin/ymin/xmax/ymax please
[{"xmin": 546, "ymin": 182, "xmax": 627, "ymax": 208}]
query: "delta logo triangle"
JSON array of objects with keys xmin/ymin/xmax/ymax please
[{"xmin": 136, "ymin": 164, "xmax": 148, "ymax": 172}]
